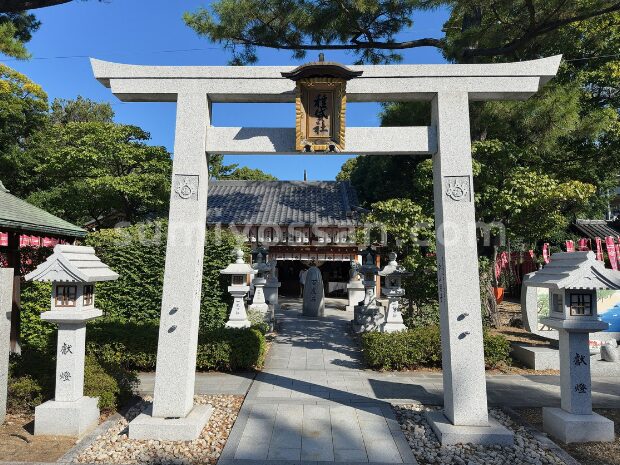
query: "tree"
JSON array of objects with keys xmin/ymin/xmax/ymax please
[
  {"xmin": 208, "ymin": 154, "xmax": 277, "ymax": 180},
  {"xmin": 184, "ymin": 0, "xmax": 620, "ymax": 64},
  {"xmin": 0, "ymin": 64, "xmax": 48, "ymax": 196},
  {"xmin": 26, "ymin": 122, "xmax": 172, "ymax": 226},
  {"xmin": 50, "ymin": 96, "xmax": 114, "ymax": 124}
]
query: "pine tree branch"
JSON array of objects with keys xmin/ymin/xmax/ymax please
[{"xmin": 0, "ymin": 0, "xmax": 72, "ymax": 13}]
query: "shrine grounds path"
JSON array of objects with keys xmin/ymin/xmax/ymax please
[{"xmin": 137, "ymin": 297, "xmax": 620, "ymax": 465}]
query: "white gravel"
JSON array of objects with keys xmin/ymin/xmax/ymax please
[
  {"xmin": 396, "ymin": 405, "xmax": 568, "ymax": 465},
  {"xmin": 73, "ymin": 395, "xmax": 243, "ymax": 465}
]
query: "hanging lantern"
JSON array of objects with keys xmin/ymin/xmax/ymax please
[{"xmin": 282, "ymin": 54, "xmax": 362, "ymax": 153}]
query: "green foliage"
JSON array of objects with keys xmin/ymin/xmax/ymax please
[
  {"xmin": 8, "ymin": 349, "xmax": 136, "ymax": 413},
  {"xmin": 19, "ymin": 280, "xmax": 55, "ymax": 351},
  {"xmin": 362, "ymin": 326, "xmax": 511, "ymax": 371},
  {"xmin": 49, "ymin": 96, "xmax": 114, "ymax": 124},
  {"xmin": 185, "ymin": 1, "xmax": 619, "ymax": 64},
  {"xmin": 25, "ymin": 121, "xmax": 172, "ymax": 225},
  {"xmin": 82, "ymin": 220, "xmax": 242, "ymax": 329},
  {"xmin": 0, "ymin": 64, "xmax": 48, "ymax": 196},
  {"xmin": 0, "ymin": 12, "xmax": 39, "ymax": 59},
  {"xmin": 221, "ymin": 166, "xmax": 277, "ymax": 180},
  {"xmin": 86, "ymin": 319, "xmax": 266, "ymax": 371}
]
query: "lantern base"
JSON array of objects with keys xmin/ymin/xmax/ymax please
[
  {"xmin": 34, "ymin": 396, "xmax": 99, "ymax": 437},
  {"xmin": 543, "ymin": 407, "xmax": 614, "ymax": 443},
  {"xmin": 225, "ymin": 319, "xmax": 251, "ymax": 329}
]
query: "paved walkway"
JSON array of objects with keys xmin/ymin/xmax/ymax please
[{"xmin": 134, "ymin": 298, "xmax": 620, "ymax": 464}]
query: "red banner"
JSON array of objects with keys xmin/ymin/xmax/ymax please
[
  {"xmin": 595, "ymin": 237, "xmax": 604, "ymax": 261},
  {"xmin": 606, "ymin": 236, "xmax": 618, "ymax": 270},
  {"xmin": 542, "ymin": 243, "xmax": 550, "ymax": 264},
  {"xmin": 566, "ymin": 240, "xmax": 575, "ymax": 252}
]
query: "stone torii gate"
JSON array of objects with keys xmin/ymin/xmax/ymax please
[{"xmin": 91, "ymin": 56, "xmax": 561, "ymax": 443}]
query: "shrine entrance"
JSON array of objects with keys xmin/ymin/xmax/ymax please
[{"xmin": 92, "ymin": 55, "xmax": 561, "ymax": 443}]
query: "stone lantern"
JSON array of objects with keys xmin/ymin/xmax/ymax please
[
  {"xmin": 352, "ymin": 248, "xmax": 382, "ymax": 333},
  {"xmin": 281, "ymin": 54, "xmax": 362, "ymax": 153},
  {"xmin": 378, "ymin": 252, "xmax": 412, "ymax": 333},
  {"xmin": 249, "ymin": 251, "xmax": 271, "ymax": 318},
  {"xmin": 346, "ymin": 260, "xmax": 364, "ymax": 312},
  {"xmin": 525, "ymin": 251, "xmax": 620, "ymax": 443},
  {"xmin": 25, "ymin": 245, "xmax": 118, "ymax": 437},
  {"xmin": 221, "ymin": 249, "xmax": 255, "ymax": 329},
  {"xmin": 263, "ymin": 259, "xmax": 281, "ymax": 312}
]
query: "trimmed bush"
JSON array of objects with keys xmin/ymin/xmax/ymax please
[
  {"xmin": 87, "ymin": 319, "xmax": 266, "ymax": 372},
  {"xmin": 84, "ymin": 220, "xmax": 242, "ymax": 329},
  {"xmin": 362, "ymin": 326, "xmax": 511, "ymax": 370},
  {"xmin": 8, "ymin": 350, "xmax": 136, "ymax": 413}
]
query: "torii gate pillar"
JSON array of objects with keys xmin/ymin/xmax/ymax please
[{"xmin": 91, "ymin": 55, "xmax": 561, "ymax": 443}]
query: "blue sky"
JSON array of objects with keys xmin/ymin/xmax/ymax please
[{"xmin": 3, "ymin": 0, "xmax": 449, "ymax": 180}]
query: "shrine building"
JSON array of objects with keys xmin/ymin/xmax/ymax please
[{"xmin": 206, "ymin": 180, "xmax": 366, "ymax": 295}]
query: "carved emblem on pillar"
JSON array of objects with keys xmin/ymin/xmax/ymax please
[
  {"xmin": 444, "ymin": 176, "xmax": 471, "ymax": 202},
  {"xmin": 174, "ymin": 175, "xmax": 199, "ymax": 200}
]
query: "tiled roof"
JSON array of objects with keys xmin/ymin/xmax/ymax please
[
  {"xmin": 0, "ymin": 182, "xmax": 86, "ymax": 238},
  {"xmin": 206, "ymin": 180, "xmax": 361, "ymax": 227},
  {"xmin": 572, "ymin": 219, "xmax": 620, "ymax": 239},
  {"xmin": 524, "ymin": 251, "xmax": 620, "ymax": 290}
]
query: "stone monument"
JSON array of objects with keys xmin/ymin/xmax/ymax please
[
  {"xmin": 0, "ymin": 268, "xmax": 12, "ymax": 425},
  {"xmin": 302, "ymin": 266, "xmax": 325, "ymax": 317},
  {"xmin": 222, "ymin": 249, "xmax": 254, "ymax": 329},
  {"xmin": 25, "ymin": 245, "xmax": 119, "ymax": 437},
  {"xmin": 346, "ymin": 260, "xmax": 364, "ymax": 312},
  {"xmin": 525, "ymin": 251, "xmax": 620, "ymax": 443},
  {"xmin": 378, "ymin": 252, "xmax": 411, "ymax": 333}
]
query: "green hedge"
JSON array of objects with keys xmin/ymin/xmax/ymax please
[
  {"xmin": 8, "ymin": 350, "xmax": 137, "ymax": 413},
  {"xmin": 362, "ymin": 326, "xmax": 511, "ymax": 370},
  {"xmin": 87, "ymin": 319, "xmax": 266, "ymax": 371},
  {"xmin": 84, "ymin": 220, "xmax": 241, "ymax": 329}
]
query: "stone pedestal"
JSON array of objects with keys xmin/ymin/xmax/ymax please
[
  {"xmin": 36, "ymin": 309, "xmax": 102, "ymax": 437},
  {"xmin": 352, "ymin": 280, "xmax": 383, "ymax": 333},
  {"xmin": 249, "ymin": 277, "xmax": 269, "ymax": 316},
  {"xmin": 225, "ymin": 285, "xmax": 251, "ymax": 329},
  {"xmin": 346, "ymin": 279, "xmax": 364, "ymax": 312},
  {"xmin": 0, "ymin": 269, "xmax": 12, "ymax": 425},
  {"xmin": 540, "ymin": 327, "xmax": 615, "ymax": 443},
  {"xmin": 130, "ymin": 404, "xmax": 213, "ymax": 441},
  {"xmin": 130, "ymin": 93, "xmax": 212, "ymax": 440},
  {"xmin": 381, "ymin": 290, "xmax": 407, "ymax": 333},
  {"xmin": 426, "ymin": 411, "xmax": 514, "ymax": 446},
  {"xmin": 542, "ymin": 408, "xmax": 614, "ymax": 443}
]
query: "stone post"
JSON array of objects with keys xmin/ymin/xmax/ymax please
[
  {"xmin": 0, "ymin": 268, "xmax": 12, "ymax": 424},
  {"xmin": 249, "ymin": 277, "xmax": 269, "ymax": 314},
  {"xmin": 130, "ymin": 93, "xmax": 213, "ymax": 440},
  {"xmin": 426, "ymin": 92, "xmax": 513, "ymax": 445},
  {"xmin": 346, "ymin": 279, "xmax": 364, "ymax": 312},
  {"xmin": 559, "ymin": 331, "xmax": 591, "ymax": 415}
]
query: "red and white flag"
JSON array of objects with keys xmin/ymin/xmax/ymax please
[
  {"xmin": 595, "ymin": 237, "xmax": 604, "ymax": 261},
  {"xmin": 606, "ymin": 236, "xmax": 618, "ymax": 270}
]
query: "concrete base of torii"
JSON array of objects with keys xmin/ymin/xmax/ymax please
[
  {"xmin": 426, "ymin": 411, "xmax": 514, "ymax": 446},
  {"xmin": 130, "ymin": 404, "xmax": 213, "ymax": 441}
]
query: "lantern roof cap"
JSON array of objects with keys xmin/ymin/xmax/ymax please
[
  {"xmin": 25, "ymin": 244, "xmax": 118, "ymax": 283},
  {"xmin": 221, "ymin": 249, "xmax": 255, "ymax": 275},
  {"xmin": 379, "ymin": 252, "xmax": 412, "ymax": 277},
  {"xmin": 524, "ymin": 251, "xmax": 620, "ymax": 291},
  {"xmin": 281, "ymin": 58, "xmax": 363, "ymax": 81}
]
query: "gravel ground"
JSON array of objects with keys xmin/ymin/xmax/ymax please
[
  {"xmin": 518, "ymin": 407, "xmax": 620, "ymax": 465},
  {"xmin": 73, "ymin": 395, "xmax": 243, "ymax": 465},
  {"xmin": 396, "ymin": 405, "xmax": 568, "ymax": 465}
]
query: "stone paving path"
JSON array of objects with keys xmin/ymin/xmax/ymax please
[{"xmin": 219, "ymin": 300, "xmax": 417, "ymax": 465}]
